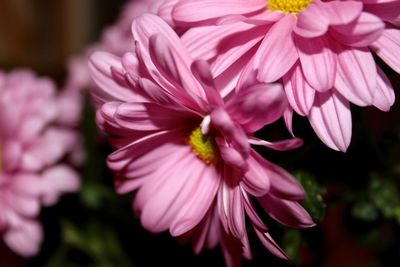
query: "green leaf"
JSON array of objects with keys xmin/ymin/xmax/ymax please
[{"xmin": 294, "ymin": 171, "xmax": 326, "ymax": 221}]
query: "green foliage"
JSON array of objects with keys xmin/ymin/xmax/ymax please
[
  {"xmin": 295, "ymin": 171, "xmax": 326, "ymax": 221},
  {"xmin": 282, "ymin": 230, "xmax": 301, "ymax": 264},
  {"xmin": 352, "ymin": 173, "xmax": 400, "ymax": 223}
]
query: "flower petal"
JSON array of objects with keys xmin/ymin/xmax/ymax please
[
  {"xmin": 308, "ymin": 90, "xmax": 352, "ymax": 152},
  {"xmin": 334, "ymin": 47, "xmax": 377, "ymax": 106},
  {"xmin": 295, "ymin": 35, "xmax": 337, "ymax": 91},
  {"xmin": 373, "ymin": 67, "xmax": 395, "ymax": 111},
  {"xmin": 227, "ymin": 83, "xmax": 287, "ymax": 133},
  {"xmin": 283, "ymin": 63, "xmax": 316, "ymax": 116},
  {"xmin": 371, "ymin": 28, "xmax": 400, "ymax": 73},
  {"xmin": 173, "ymin": 0, "xmax": 266, "ymax": 23},
  {"xmin": 331, "ymin": 12, "xmax": 384, "ymax": 47},
  {"xmin": 258, "ymin": 194, "xmax": 315, "ymax": 228},
  {"xmin": 255, "ymin": 15, "xmax": 298, "ymax": 83}
]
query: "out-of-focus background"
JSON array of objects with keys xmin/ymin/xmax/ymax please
[{"xmin": 1, "ymin": 1, "xmax": 400, "ymax": 267}]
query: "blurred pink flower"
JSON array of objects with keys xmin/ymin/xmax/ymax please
[
  {"xmin": 89, "ymin": 14, "xmax": 313, "ymax": 266},
  {"xmin": 64, "ymin": 0, "xmax": 171, "ymax": 94},
  {"xmin": 172, "ymin": 0, "xmax": 398, "ymax": 151},
  {"xmin": 0, "ymin": 70, "xmax": 81, "ymax": 257}
]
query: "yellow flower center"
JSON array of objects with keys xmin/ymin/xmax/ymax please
[
  {"xmin": 188, "ymin": 127, "xmax": 217, "ymax": 165},
  {"xmin": 267, "ymin": 0, "xmax": 313, "ymax": 14}
]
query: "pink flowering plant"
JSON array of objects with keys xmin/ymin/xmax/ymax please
[
  {"xmin": 90, "ymin": 14, "xmax": 315, "ymax": 266},
  {"xmin": 0, "ymin": 70, "xmax": 80, "ymax": 257},
  {"xmin": 1, "ymin": 0, "xmax": 400, "ymax": 267}
]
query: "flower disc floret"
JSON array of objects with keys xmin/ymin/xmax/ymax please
[
  {"xmin": 267, "ymin": 0, "xmax": 313, "ymax": 14},
  {"xmin": 188, "ymin": 127, "xmax": 217, "ymax": 165}
]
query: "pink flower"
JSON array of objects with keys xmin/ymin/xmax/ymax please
[
  {"xmin": 0, "ymin": 70, "xmax": 81, "ymax": 257},
  {"xmin": 172, "ymin": 0, "xmax": 399, "ymax": 151},
  {"xmin": 89, "ymin": 14, "xmax": 314, "ymax": 266}
]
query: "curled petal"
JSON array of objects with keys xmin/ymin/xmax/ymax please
[{"xmin": 227, "ymin": 83, "xmax": 287, "ymax": 133}]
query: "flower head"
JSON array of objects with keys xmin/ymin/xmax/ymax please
[
  {"xmin": 172, "ymin": 0, "xmax": 399, "ymax": 151},
  {"xmin": 90, "ymin": 14, "xmax": 314, "ymax": 266},
  {"xmin": 0, "ymin": 70, "xmax": 81, "ymax": 257}
]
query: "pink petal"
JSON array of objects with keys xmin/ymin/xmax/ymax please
[
  {"xmin": 295, "ymin": 35, "xmax": 337, "ymax": 92},
  {"xmin": 170, "ymin": 165, "xmax": 220, "ymax": 236},
  {"xmin": 173, "ymin": 0, "xmax": 266, "ymax": 23},
  {"xmin": 112, "ymin": 102, "xmax": 195, "ymax": 131},
  {"xmin": 248, "ymin": 137, "xmax": 303, "ymax": 151},
  {"xmin": 323, "ymin": 0, "xmax": 363, "ymax": 25},
  {"xmin": 254, "ymin": 228, "xmax": 288, "ymax": 260},
  {"xmin": 258, "ymin": 194, "xmax": 315, "ymax": 228},
  {"xmin": 211, "ymin": 25, "xmax": 266, "ymax": 77},
  {"xmin": 308, "ymin": 90, "xmax": 352, "ymax": 152},
  {"xmin": 294, "ymin": 2, "xmax": 330, "ymax": 38},
  {"xmin": 330, "ymin": 12, "xmax": 384, "ymax": 47},
  {"xmin": 227, "ymin": 83, "xmax": 286, "ymax": 133},
  {"xmin": 181, "ymin": 22, "xmax": 256, "ymax": 62},
  {"xmin": 250, "ymin": 151, "xmax": 305, "ymax": 200},
  {"xmin": 138, "ymin": 150, "xmax": 207, "ymax": 233},
  {"xmin": 255, "ymin": 15, "xmax": 298, "ymax": 83},
  {"xmin": 284, "ymin": 108, "xmax": 294, "ymax": 136},
  {"xmin": 363, "ymin": 0, "xmax": 400, "ymax": 22},
  {"xmin": 242, "ymin": 155, "xmax": 270, "ymax": 197},
  {"xmin": 39, "ymin": 165, "xmax": 80, "ymax": 205},
  {"xmin": 89, "ymin": 52, "xmax": 135, "ymax": 104},
  {"xmin": 334, "ymin": 47, "xmax": 377, "ymax": 106},
  {"xmin": 2, "ymin": 140, "xmax": 22, "ymax": 172},
  {"xmin": 283, "ymin": 63, "xmax": 316, "ymax": 116},
  {"xmin": 4, "ymin": 220, "xmax": 42, "ymax": 257},
  {"xmin": 371, "ymin": 28, "xmax": 400, "ymax": 73},
  {"xmin": 217, "ymin": 181, "xmax": 246, "ymax": 239},
  {"xmin": 373, "ymin": 67, "xmax": 395, "ymax": 111},
  {"xmin": 191, "ymin": 60, "xmax": 224, "ymax": 107}
]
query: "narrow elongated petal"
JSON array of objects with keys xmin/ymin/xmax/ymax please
[
  {"xmin": 373, "ymin": 67, "xmax": 395, "ymax": 111},
  {"xmin": 250, "ymin": 152, "xmax": 305, "ymax": 200},
  {"xmin": 248, "ymin": 137, "xmax": 303, "ymax": 151},
  {"xmin": 308, "ymin": 91, "xmax": 352, "ymax": 152},
  {"xmin": 283, "ymin": 64, "xmax": 316, "ymax": 116},
  {"xmin": 295, "ymin": 35, "xmax": 337, "ymax": 91},
  {"xmin": 173, "ymin": 0, "xmax": 265, "ymax": 23},
  {"xmin": 108, "ymin": 102, "xmax": 194, "ymax": 131},
  {"xmin": 242, "ymin": 155, "xmax": 271, "ymax": 196},
  {"xmin": 295, "ymin": 2, "xmax": 330, "ymax": 38},
  {"xmin": 258, "ymin": 194, "xmax": 315, "ymax": 228},
  {"xmin": 89, "ymin": 52, "xmax": 136, "ymax": 104},
  {"xmin": 170, "ymin": 165, "xmax": 220, "ymax": 236},
  {"xmin": 334, "ymin": 47, "xmax": 377, "ymax": 106},
  {"xmin": 256, "ymin": 15, "xmax": 298, "ymax": 83},
  {"xmin": 371, "ymin": 28, "xmax": 400, "ymax": 73},
  {"xmin": 331, "ymin": 12, "xmax": 384, "ymax": 47},
  {"xmin": 181, "ymin": 22, "xmax": 258, "ymax": 62}
]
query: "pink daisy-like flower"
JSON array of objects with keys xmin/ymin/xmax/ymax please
[
  {"xmin": 0, "ymin": 70, "xmax": 81, "ymax": 257},
  {"xmin": 89, "ymin": 14, "xmax": 314, "ymax": 266},
  {"xmin": 171, "ymin": 0, "xmax": 399, "ymax": 151}
]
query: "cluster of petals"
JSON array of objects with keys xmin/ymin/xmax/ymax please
[
  {"xmin": 0, "ymin": 70, "xmax": 81, "ymax": 257},
  {"xmin": 65, "ymin": 0, "xmax": 170, "ymax": 94},
  {"xmin": 89, "ymin": 14, "xmax": 314, "ymax": 266},
  {"xmin": 168, "ymin": 0, "xmax": 400, "ymax": 151}
]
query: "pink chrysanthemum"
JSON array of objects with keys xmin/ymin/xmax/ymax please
[
  {"xmin": 171, "ymin": 0, "xmax": 399, "ymax": 151},
  {"xmin": 89, "ymin": 14, "xmax": 314, "ymax": 266},
  {"xmin": 0, "ymin": 70, "xmax": 81, "ymax": 257}
]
